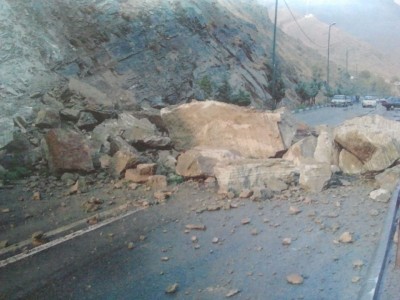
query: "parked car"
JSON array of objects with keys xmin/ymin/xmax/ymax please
[
  {"xmin": 361, "ymin": 96, "xmax": 377, "ymax": 108},
  {"xmin": 331, "ymin": 95, "xmax": 352, "ymax": 107},
  {"xmin": 381, "ymin": 97, "xmax": 400, "ymax": 110}
]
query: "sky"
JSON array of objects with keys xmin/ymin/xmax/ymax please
[{"xmin": 259, "ymin": 0, "xmax": 400, "ymax": 54}]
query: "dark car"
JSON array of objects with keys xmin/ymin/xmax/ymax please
[{"xmin": 381, "ymin": 97, "xmax": 400, "ymax": 110}]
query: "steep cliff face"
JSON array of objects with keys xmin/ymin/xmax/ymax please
[{"xmin": 0, "ymin": 0, "xmax": 323, "ymax": 147}]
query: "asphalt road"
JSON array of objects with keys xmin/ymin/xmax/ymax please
[{"xmin": 1, "ymin": 103, "xmax": 399, "ymax": 300}]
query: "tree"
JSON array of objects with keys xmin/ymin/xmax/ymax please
[
  {"xmin": 264, "ymin": 60, "xmax": 286, "ymax": 108},
  {"xmin": 216, "ymin": 78, "xmax": 232, "ymax": 102},
  {"xmin": 231, "ymin": 89, "xmax": 251, "ymax": 106},
  {"xmin": 199, "ymin": 75, "xmax": 213, "ymax": 98}
]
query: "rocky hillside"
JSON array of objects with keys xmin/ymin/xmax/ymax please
[{"xmin": 0, "ymin": 0, "xmax": 329, "ymax": 147}]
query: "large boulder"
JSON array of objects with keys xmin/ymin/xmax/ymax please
[
  {"xmin": 161, "ymin": 101, "xmax": 299, "ymax": 158},
  {"xmin": 334, "ymin": 115, "xmax": 400, "ymax": 173},
  {"xmin": 91, "ymin": 112, "xmax": 161, "ymax": 154},
  {"xmin": 44, "ymin": 129, "xmax": 94, "ymax": 174},
  {"xmin": 339, "ymin": 149, "xmax": 365, "ymax": 174},
  {"xmin": 299, "ymin": 160, "xmax": 332, "ymax": 193},
  {"xmin": 314, "ymin": 125, "xmax": 340, "ymax": 165},
  {"xmin": 283, "ymin": 136, "xmax": 317, "ymax": 166},
  {"xmin": 214, "ymin": 158, "xmax": 298, "ymax": 194},
  {"xmin": 375, "ymin": 165, "xmax": 400, "ymax": 192},
  {"xmin": 176, "ymin": 148, "xmax": 242, "ymax": 178}
]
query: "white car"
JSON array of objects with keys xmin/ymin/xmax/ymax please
[{"xmin": 362, "ymin": 96, "xmax": 377, "ymax": 108}]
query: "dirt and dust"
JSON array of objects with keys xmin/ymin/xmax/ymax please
[{"xmin": 0, "ymin": 170, "xmax": 395, "ymax": 299}]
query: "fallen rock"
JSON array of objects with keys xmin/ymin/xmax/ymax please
[
  {"xmin": 185, "ymin": 224, "xmax": 206, "ymax": 231},
  {"xmin": 314, "ymin": 125, "xmax": 340, "ymax": 165},
  {"xmin": 109, "ymin": 149, "xmax": 142, "ymax": 178},
  {"xmin": 165, "ymin": 283, "xmax": 179, "ymax": 294},
  {"xmin": 283, "ymin": 136, "xmax": 317, "ymax": 166},
  {"xmin": 147, "ymin": 175, "xmax": 168, "ymax": 190},
  {"xmin": 339, "ymin": 231, "xmax": 353, "ymax": 243},
  {"xmin": 286, "ymin": 273, "xmax": 304, "ymax": 285},
  {"xmin": 44, "ymin": 129, "xmax": 94, "ymax": 174},
  {"xmin": 339, "ymin": 149, "xmax": 365, "ymax": 174},
  {"xmin": 124, "ymin": 163, "xmax": 157, "ymax": 183},
  {"xmin": 226, "ymin": 289, "xmax": 241, "ymax": 297},
  {"xmin": 0, "ymin": 240, "xmax": 9, "ymax": 249},
  {"xmin": 161, "ymin": 101, "xmax": 299, "ymax": 158},
  {"xmin": 35, "ymin": 108, "xmax": 60, "ymax": 129},
  {"xmin": 334, "ymin": 115, "xmax": 400, "ymax": 173},
  {"xmin": 32, "ymin": 191, "xmax": 41, "ymax": 201},
  {"xmin": 375, "ymin": 165, "xmax": 400, "ymax": 193},
  {"xmin": 241, "ymin": 218, "xmax": 251, "ymax": 225},
  {"xmin": 299, "ymin": 160, "xmax": 332, "ymax": 193},
  {"xmin": 369, "ymin": 188, "xmax": 391, "ymax": 203},
  {"xmin": 32, "ymin": 231, "xmax": 47, "ymax": 246},
  {"xmin": 214, "ymin": 159, "xmax": 298, "ymax": 194},
  {"xmin": 69, "ymin": 177, "xmax": 88, "ymax": 194},
  {"xmin": 176, "ymin": 148, "xmax": 241, "ymax": 178},
  {"xmin": 239, "ymin": 189, "xmax": 253, "ymax": 198}
]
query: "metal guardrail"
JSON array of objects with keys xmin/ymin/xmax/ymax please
[{"xmin": 359, "ymin": 184, "xmax": 400, "ymax": 300}]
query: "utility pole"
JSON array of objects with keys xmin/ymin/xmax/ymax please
[
  {"xmin": 271, "ymin": 0, "xmax": 278, "ymax": 109},
  {"xmin": 326, "ymin": 22, "xmax": 336, "ymax": 92}
]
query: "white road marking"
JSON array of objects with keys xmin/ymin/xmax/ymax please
[{"xmin": 0, "ymin": 207, "xmax": 145, "ymax": 268}]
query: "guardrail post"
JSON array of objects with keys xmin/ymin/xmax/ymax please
[{"xmin": 396, "ymin": 221, "xmax": 400, "ymax": 268}]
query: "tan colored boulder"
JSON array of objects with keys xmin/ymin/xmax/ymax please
[
  {"xmin": 314, "ymin": 125, "xmax": 340, "ymax": 165},
  {"xmin": 214, "ymin": 158, "xmax": 298, "ymax": 194},
  {"xmin": 176, "ymin": 148, "xmax": 242, "ymax": 178},
  {"xmin": 283, "ymin": 136, "xmax": 317, "ymax": 166},
  {"xmin": 335, "ymin": 115, "xmax": 400, "ymax": 172},
  {"xmin": 161, "ymin": 101, "xmax": 299, "ymax": 158},
  {"xmin": 147, "ymin": 175, "xmax": 168, "ymax": 190},
  {"xmin": 44, "ymin": 129, "xmax": 94, "ymax": 174},
  {"xmin": 299, "ymin": 160, "xmax": 332, "ymax": 193},
  {"xmin": 109, "ymin": 150, "xmax": 141, "ymax": 178},
  {"xmin": 125, "ymin": 163, "xmax": 157, "ymax": 183},
  {"xmin": 375, "ymin": 165, "xmax": 400, "ymax": 192},
  {"xmin": 339, "ymin": 149, "xmax": 365, "ymax": 174}
]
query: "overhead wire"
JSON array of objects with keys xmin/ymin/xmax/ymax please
[{"xmin": 282, "ymin": 0, "xmax": 327, "ymax": 49}]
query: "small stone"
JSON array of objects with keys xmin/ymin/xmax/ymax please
[
  {"xmin": 369, "ymin": 209, "xmax": 379, "ymax": 216},
  {"xmin": 289, "ymin": 206, "xmax": 301, "ymax": 215},
  {"xmin": 194, "ymin": 244, "xmax": 200, "ymax": 249},
  {"xmin": 185, "ymin": 224, "xmax": 206, "ymax": 231},
  {"xmin": 352, "ymin": 276, "xmax": 361, "ymax": 283},
  {"xmin": 212, "ymin": 237, "xmax": 219, "ymax": 244},
  {"xmin": 241, "ymin": 218, "xmax": 251, "ymax": 225},
  {"xmin": 339, "ymin": 232, "xmax": 353, "ymax": 243},
  {"xmin": 1, "ymin": 208, "xmax": 10, "ymax": 213},
  {"xmin": 286, "ymin": 273, "xmax": 304, "ymax": 285},
  {"xmin": 32, "ymin": 191, "xmax": 41, "ymax": 201},
  {"xmin": 226, "ymin": 289, "xmax": 241, "ymax": 297},
  {"xmin": 139, "ymin": 235, "xmax": 146, "ymax": 241},
  {"xmin": 165, "ymin": 283, "xmax": 178, "ymax": 294},
  {"xmin": 161, "ymin": 256, "xmax": 169, "ymax": 261},
  {"xmin": 282, "ymin": 238, "xmax": 292, "ymax": 246},
  {"xmin": 353, "ymin": 259, "xmax": 364, "ymax": 269},
  {"xmin": 191, "ymin": 236, "xmax": 198, "ymax": 243},
  {"xmin": 128, "ymin": 242, "xmax": 135, "ymax": 250},
  {"xmin": 32, "ymin": 231, "xmax": 47, "ymax": 246},
  {"xmin": 87, "ymin": 216, "xmax": 99, "ymax": 225},
  {"xmin": 251, "ymin": 228, "xmax": 259, "ymax": 236},
  {"xmin": 0, "ymin": 240, "xmax": 9, "ymax": 249},
  {"xmin": 239, "ymin": 189, "xmax": 253, "ymax": 198}
]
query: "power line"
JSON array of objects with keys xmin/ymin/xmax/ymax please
[{"xmin": 282, "ymin": 0, "xmax": 327, "ymax": 48}]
